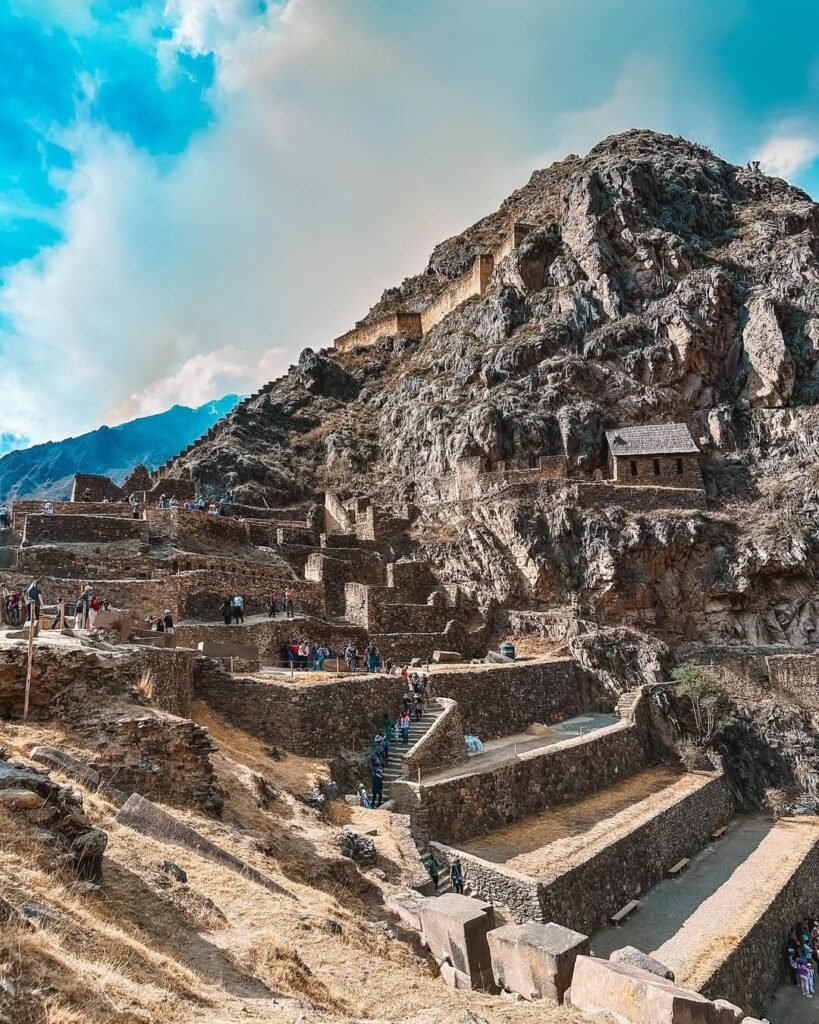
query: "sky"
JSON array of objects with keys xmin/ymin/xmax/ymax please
[{"xmin": 4, "ymin": 0, "xmax": 819, "ymax": 450}]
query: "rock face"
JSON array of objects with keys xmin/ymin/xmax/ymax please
[{"xmin": 168, "ymin": 130, "xmax": 819, "ymax": 503}]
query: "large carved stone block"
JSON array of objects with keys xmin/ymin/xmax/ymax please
[
  {"xmin": 488, "ymin": 920, "xmax": 589, "ymax": 1003},
  {"xmin": 571, "ymin": 955, "xmax": 738, "ymax": 1023},
  {"xmin": 418, "ymin": 893, "xmax": 496, "ymax": 990}
]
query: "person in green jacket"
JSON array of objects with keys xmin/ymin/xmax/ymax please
[{"xmin": 425, "ymin": 855, "xmax": 442, "ymax": 892}]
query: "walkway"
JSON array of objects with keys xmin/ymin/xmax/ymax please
[
  {"xmin": 417, "ymin": 712, "xmax": 618, "ymax": 785},
  {"xmin": 763, "ymin": 978, "xmax": 817, "ymax": 1023},
  {"xmin": 654, "ymin": 818, "xmax": 819, "ymax": 991},
  {"xmin": 590, "ymin": 815, "xmax": 773, "ymax": 959}
]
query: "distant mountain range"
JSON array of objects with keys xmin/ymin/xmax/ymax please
[{"xmin": 0, "ymin": 395, "xmax": 240, "ymax": 502}]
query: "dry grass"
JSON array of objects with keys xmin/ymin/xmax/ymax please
[
  {"xmin": 0, "ymin": 714, "xmax": 591, "ymax": 1024},
  {"xmin": 134, "ymin": 670, "xmax": 155, "ymax": 702}
]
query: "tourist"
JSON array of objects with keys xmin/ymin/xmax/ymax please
[
  {"xmin": 381, "ymin": 713, "xmax": 394, "ymax": 757},
  {"xmin": 267, "ymin": 594, "xmax": 277, "ymax": 618},
  {"xmin": 372, "ymin": 733, "xmax": 386, "ymax": 765},
  {"xmin": 0, "ymin": 505, "xmax": 8, "ymax": 528},
  {"xmin": 163, "ymin": 609, "xmax": 174, "ymax": 634},
  {"xmin": 285, "ymin": 587, "xmax": 295, "ymax": 619},
  {"xmin": 312, "ymin": 644, "xmax": 326, "ymax": 671},
  {"xmin": 3, "ymin": 588, "xmax": 22, "ymax": 625},
  {"xmin": 357, "ymin": 783, "xmax": 370, "ymax": 808},
  {"xmin": 131, "ymin": 499, "xmax": 140, "ymax": 519},
  {"xmin": 221, "ymin": 596, "xmax": 232, "ymax": 626},
  {"xmin": 798, "ymin": 958, "xmax": 814, "ymax": 998},
  {"xmin": 232, "ymin": 594, "xmax": 244, "ymax": 624},
  {"xmin": 370, "ymin": 757, "xmax": 384, "ymax": 809},
  {"xmin": 154, "ymin": 615, "xmax": 165, "ymax": 632},
  {"xmin": 424, "ymin": 854, "xmax": 442, "ymax": 892},
  {"xmin": 25, "ymin": 579, "xmax": 44, "ymax": 623},
  {"xmin": 74, "ymin": 585, "xmax": 92, "ymax": 628},
  {"xmin": 297, "ymin": 639, "xmax": 310, "ymax": 670},
  {"xmin": 158, "ymin": 493, "xmax": 168, "ymax": 509},
  {"xmin": 42, "ymin": 501, "xmax": 54, "ymax": 515},
  {"xmin": 398, "ymin": 709, "xmax": 410, "ymax": 744},
  {"xmin": 344, "ymin": 642, "xmax": 359, "ymax": 672},
  {"xmin": 450, "ymin": 857, "xmax": 464, "ymax": 894},
  {"xmin": 89, "ymin": 593, "xmax": 102, "ymax": 626},
  {"xmin": 365, "ymin": 641, "xmax": 380, "ymax": 673}
]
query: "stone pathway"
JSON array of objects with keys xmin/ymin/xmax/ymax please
[
  {"xmin": 763, "ymin": 977, "xmax": 819, "ymax": 1023},
  {"xmin": 653, "ymin": 817, "xmax": 819, "ymax": 991},
  {"xmin": 590, "ymin": 814, "xmax": 773, "ymax": 959},
  {"xmin": 415, "ymin": 711, "xmax": 618, "ymax": 785}
]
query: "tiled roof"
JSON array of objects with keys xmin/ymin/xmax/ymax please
[{"xmin": 605, "ymin": 423, "xmax": 699, "ymax": 457}]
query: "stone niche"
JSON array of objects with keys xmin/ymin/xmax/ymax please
[{"xmin": 488, "ymin": 921, "xmax": 589, "ymax": 1004}]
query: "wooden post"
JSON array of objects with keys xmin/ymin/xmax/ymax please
[
  {"xmin": 23, "ymin": 613, "xmax": 36, "ymax": 720},
  {"xmin": 417, "ymin": 767, "xmax": 421, "ymax": 785},
  {"xmin": 59, "ymin": 601, "xmax": 65, "ymax": 631},
  {"xmin": 229, "ymin": 656, "xmax": 234, "ymax": 675},
  {"xmin": 336, "ymin": 657, "xmax": 340, "ymax": 676}
]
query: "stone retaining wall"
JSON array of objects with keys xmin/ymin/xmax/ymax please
[
  {"xmin": 432, "ymin": 772, "xmax": 732, "ymax": 933},
  {"xmin": 419, "ymin": 254, "xmax": 494, "ymax": 333},
  {"xmin": 575, "ymin": 481, "xmax": 707, "ymax": 513},
  {"xmin": 22, "ymin": 514, "xmax": 149, "ymax": 545},
  {"xmin": 404, "ymin": 698, "xmax": 467, "ymax": 777},
  {"xmin": 71, "ymin": 473, "xmax": 123, "ymax": 502},
  {"xmin": 194, "ymin": 660, "xmax": 408, "ymax": 753},
  {"xmin": 175, "ymin": 616, "xmax": 364, "ymax": 662},
  {"xmin": 334, "ymin": 311, "xmax": 422, "ymax": 352},
  {"xmin": 393, "ymin": 693, "xmax": 651, "ymax": 844},
  {"xmin": 436, "ymin": 659, "xmax": 606, "ymax": 740},
  {"xmin": 193, "ymin": 655, "xmax": 593, "ymax": 756},
  {"xmin": 12, "ymin": 500, "xmax": 133, "ymax": 520}
]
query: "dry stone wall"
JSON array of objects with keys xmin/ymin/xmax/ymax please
[
  {"xmin": 70, "ymin": 473, "xmax": 124, "ymax": 502},
  {"xmin": 432, "ymin": 773, "xmax": 732, "ymax": 932},
  {"xmin": 22, "ymin": 514, "xmax": 149, "ymax": 545},
  {"xmin": 393, "ymin": 711, "xmax": 650, "ymax": 844},
  {"xmin": 404, "ymin": 698, "xmax": 468, "ymax": 776},
  {"xmin": 12, "ymin": 500, "xmax": 133, "ymax": 520}
]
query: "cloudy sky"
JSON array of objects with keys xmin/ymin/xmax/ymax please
[{"xmin": 3, "ymin": 0, "xmax": 819, "ymax": 449}]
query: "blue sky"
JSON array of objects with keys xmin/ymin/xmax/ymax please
[{"xmin": 3, "ymin": 0, "xmax": 819, "ymax": 448}]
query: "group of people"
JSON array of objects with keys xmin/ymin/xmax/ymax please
[
  {"xmin": 147, "ymin": 610, "xmax": 175, "ymax": 633},
  {"xmin": 220, "ymin": 595, "xmax": 245, "ymax": 624},
  {"xmin": 341, "ymin": 641, "xmax": 381, "ymax": 673},
  {"xmin": 787, "ymin": 921, "xmax": 819, "ymax": 997},
  {"xmin": 358, "ymin": 672, "xmax": 432, "ymax": 809},
  {"xmin": 423, "ymin": 854, "xmax": 464, "ymax": 895},
  {"xmin": 281, "ymin": 640, "xmax": 336, "ymax": 671},
  {"xmin": 1, "ymin": 581, "xmax": 113, "ymax": 629},
  {"xmin": 267, "ymin": 589, "xmax": 296, "ymax": 619}
]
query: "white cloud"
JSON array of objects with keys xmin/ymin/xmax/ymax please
[
  {"xmin": 108, "ymin": 344, "xmax": 284, "ymax": 421},
  {"xmin": 754, "ymin": 133, "xmax": 819, "ymax": 179},
  {"xmin": 1, "ymin": 0, "xmax": 529, "ymax": 441}
]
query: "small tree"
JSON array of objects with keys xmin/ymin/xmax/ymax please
[{"xmin": 670, "ymin": 663, "xmax": 728, "ymax": 745}]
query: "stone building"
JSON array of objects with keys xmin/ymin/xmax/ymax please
[{"xmin": 605, "ymin": 423, "xmax": 702, "ymax": 488}]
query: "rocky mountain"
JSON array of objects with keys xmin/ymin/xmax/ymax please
[
  {"xmin": 0, "ymin": 395, "xmax": 240, "ymax": 502},
  {"xmin": 162, "ymin": 129, "xmax": 819, "ymax": 650}
]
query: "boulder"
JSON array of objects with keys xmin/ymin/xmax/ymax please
[
  {"xmin": 432, "ymin": 650, "xmax": 463, "ymax": 663},
  {"xmin": 335, "ymin": 828, "xmax": 377, "ymax": 865},
  {"xmin": 571, "ymin": 955, "xmax": 732, "ymax": 1023},
  {"xmin": 419, "ymin": 893, "xmax": 496, "ymax": 991},
  {"xmin": 488, "ymin": 920, "xmax": 589, "ymax": 1003},
  {"xmin": 610, "ymin": 945, "xmax": 675, "ymax": 981},
  {"xmin": 29, "ymin": 746, "xmax": 100, "ymax": 788},
  {"xmin": 156, "ymin": 860, "xmax": 188, "ymax": 884}
]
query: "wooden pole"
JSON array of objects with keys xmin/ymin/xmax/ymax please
[
  {"xmin": 59, "ymin": 601, "xmax": 65, "ymax": 631},
  {"xmin": 23, "ymin": 611, "xmax": 36, "ymax": 720}
]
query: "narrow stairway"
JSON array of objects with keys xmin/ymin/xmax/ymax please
[{"xmin": 381, "ymin": 699, "xmax": 445, "ymax": 802}]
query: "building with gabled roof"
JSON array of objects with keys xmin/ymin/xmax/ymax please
[{"xmin": 605, "ymin": 423, "xmax": 703, "ymax": 489}]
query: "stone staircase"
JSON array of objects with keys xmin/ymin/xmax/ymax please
[
  {"xmin": 615, "ymin": 689, "xmax": 640, "ymax": 718},
  {"xmin": 381, "ymin": 699, "xmax": 446, "ymax": 800}
]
